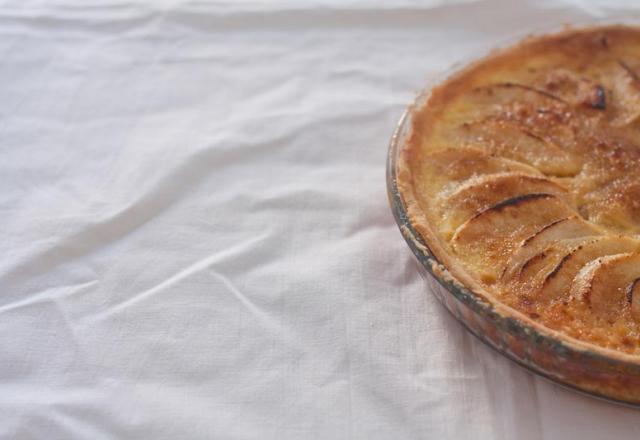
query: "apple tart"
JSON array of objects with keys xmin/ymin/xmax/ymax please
[{"xmin": 398, "ymin": 25, "xmax": 640, "ymax": 355}]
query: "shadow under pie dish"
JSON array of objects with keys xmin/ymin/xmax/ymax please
[{"xmin": 389, "ymin": 24, "xmax": 640, "ymax": 405}]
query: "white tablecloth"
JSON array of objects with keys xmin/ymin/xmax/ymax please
[{"xmin": 2, "ymin": 0, "xmax": 640, "ymax": 438}]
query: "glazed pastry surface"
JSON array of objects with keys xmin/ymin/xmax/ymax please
[{"xmin": 400, "ymin": 26, "xmax": 640, "ymax": 354}]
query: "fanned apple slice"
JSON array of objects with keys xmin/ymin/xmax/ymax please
[
  {"xmin": 571, "ymin": 253, "xmax": 640, "ymax": 321},
  {"xmin": 451, "ymin": 193, "xmax": 574, "ymax": 284},
  {"xmin": 413, "ymin": 147, "xmax": 544, "ymax": 234},
  {"xmin": 504, "ymin": 237, "xmax": 594, "ymax": 297},
  {"xmin": 434, "ymin": 81, "xmax": 580, "ymax": 153},
  {"xmin": 433, "ymin": 81, "xmax": 561, "ymax": 129},
  {"xmin": 414, "ymin": 146, "xmax": 542, "ymax": 199},
  {"xmin": 537, "ymin": 68, "xmax": 607, "ymax": 110},
  {"xmin": 628, "ymin": 279, "xmax": 640, "ymax": 320},
  {"xmin": 459, "ymin": 118, "xmax": 582, "ymax": 176},
  {"xmin": 608, "ymin": 59, "xmax": 640, "ymax": 126},
  {"xmin": 582, "ymin": 179, "xmax": 640, "ymax": 233},
  {"xmin": 467, "ymin": 82, "xmax": 570, "ymax": 109},
  {"xmin": 440, "ymin": 172, "xmax": 569, "ymax": 234},
  {"xmin": 501, "ymin": 216, "xmax": 602, "ymax": 282},
  {"xmin": 539, "ymin": 236, "xmax": 640, "ymax": 301}
]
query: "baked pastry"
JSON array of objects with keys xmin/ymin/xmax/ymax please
[{"xmin": 398, "ymin": 25, "xmax": 640, "ymax": 354}]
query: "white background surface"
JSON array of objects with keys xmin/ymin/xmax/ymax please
[{"xmin": 2, "ymin": 0, "xmax": 640, "ymax": 438}]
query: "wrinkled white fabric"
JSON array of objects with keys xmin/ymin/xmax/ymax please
[{"xmin": 1, "ymin": 0, "xmax": 640, "ymax": 438}]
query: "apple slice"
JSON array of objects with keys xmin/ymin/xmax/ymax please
[
  {"xmin": 451, "ymin": 193, "xmax": 574, "ymax": 284},
  {"xmin": 437, "ymin": 81, "xmax": 564, "ymax": 127},
  {"xmin": 459, "ymin": 118, "xmax": 582, "ymax": 176},
  {"xmin": 571, "ymin": 253, "xmax": 640, "ymax": 321},
  {"xmin": 502, "ymin": 237, "xmax": 596, "ymax": 298},
  {"xmin": 412, "ymin": 147, "xmax": 543, "ymax": 226},
  {"xmin": 537, "ymin": 68, "xmax": 607, "ymax": 110},
  {"xmin": 415, "ymin": 146, "xmax": 542, "ymax": 197},
  {"xmin": 628, "ymin": 278, "xmax": 640, "ymax": 320},
  {"xmin": 441, "ymin": 172, "xmax": 569, "ymax": 234},
  {"xmin": 469, "ymin": 82, "xmax": 570, "ymax": 108},
  {"xmin": 539, "ymin": 236, "xmax": 640, "ymax": 302},
  {"xmin": 582, "ymin": 179, "xmax": 640, "ymax": 233},
  {"xmin": 501, "ymin": 216, "xmax": 602, "ymax": 282},
  {"xmin": 609, "ymin": 59, "xmax": 640, "ymax": 126},
  {"xmin": 431, "ymin": 80, "xmax": 585, "ymax": 168}
]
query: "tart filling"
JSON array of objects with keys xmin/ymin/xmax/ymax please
[{"xmin": 399, "ymin": 25, "xmax": 640, "ymax": 354}]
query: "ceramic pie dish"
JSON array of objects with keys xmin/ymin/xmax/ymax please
[{"xmin": 388, "ymin": 24, "xmax": 640, "ymax": 406}]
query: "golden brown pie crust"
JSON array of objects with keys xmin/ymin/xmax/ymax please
[{"xmin": 398, "ymin": 25, "xmax": 640, "ymax": 355}]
